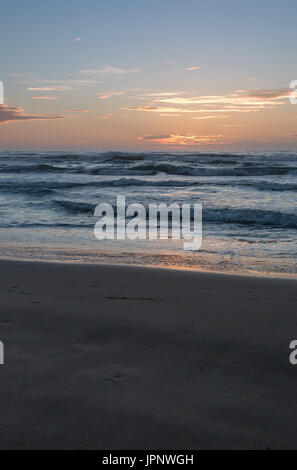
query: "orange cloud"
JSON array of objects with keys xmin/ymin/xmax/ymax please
[
  {"xmin": 32, "ymin": 96, "xmax": 58, "ymax": 100},
  {"xmin": 28, "ymin": 86, "xmax": 72, "ymax": 91},
  {"xmin": 238, "ymin": 88, "xmax": 290, "ymax": 100},
  {"xmin": 125, "ymin": 88, "xmax": 290, "ymax": 117},
  {"xmin": 98, "ymin": 91, "xmax": 126, "ymax": 100},
  {"xmin": 141, "ymin": 91, "xmax": 182, "ymax": 97},
  {"xmin": 185, "ymin": 66, "xmax": 201, "ymax": 71},
  {"xmin": 192, "ymin": 115, "xmax": 228, "ymax": 120},
  {"xmin": 99, "ymin": 113, "xmax": 113, "ymax": 119},
  {"xmin": 67, "ymin": 109, "xmax": 89, "ymax": 113},
  {"xmin": 123, "ymin": 105, "xmax": 198, "ymax": 115},
  {"xmin": 0, "ymin": 104, "xmax": 65, "ymax": 124},
  {"xmin": 79, "ymin": 66, "xmax": 140, "ymax": 76},
  {"xmin": 156, "ymin": 89, "xmax": 289, "ymax": 109},
  {"xmin": 139, "ymin": 133, "xmax": 225, "ymax": 145}
]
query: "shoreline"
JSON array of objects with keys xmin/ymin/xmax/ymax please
[
  {"xmin": 0, "ymin": 253, "xmax": 297, "ymax": 282},
  {"xmin": 0, "ymin": 259, "xmax": 297, "ymax": 448}
]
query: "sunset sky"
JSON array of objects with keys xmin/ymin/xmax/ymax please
[{"xmin": 0, "ymin": 0, "xmax": 296, "ymax": 150}]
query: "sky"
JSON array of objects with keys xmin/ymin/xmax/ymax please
[{"xmin": 0, "ymin": 0, "xmax": 296, "ymax": 151}]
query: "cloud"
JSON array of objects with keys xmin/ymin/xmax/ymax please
[
  {"xmin": 9, "ymin": 72, "xmax": 36, "ymax": 79},
  {"xmin": 0, "ymin": 104, "xmax": 65, "ymax": 124},
  {"xmin": 78, "ymin": 65, "xmax": 140, "ymax": 76},
  {"xmin": 123, "ymin": 105, "xmax": 198, "ymax": 115},
  {"xmin": 139, "ymin": 134, "xmax": 171, "ymax": 140},
  {"xmin": 41, "ymin": 79, "xmax": 103, "ymax": 88},
  {"xmin": 27, "ymin": 86, "xmax": 73, "ymax": 91},
  {"xmin": 99, "ymin": 113, "xmax": 113, "ymax": 119},
  {"xmin": 123, "ymin": 105, "xmax": 158, "ymax": 111},
  {"xmin": 237, "ymin": 88, "xmax": 290, "ymax": 100},
  {"xmin": 221, "ymin": 123, "xmax": 246, "ymax": 128},
  {"xmin": 32, "ymin": 96, "xmax": 58, "ymax": 100},
  {"xmin": 185, "ymin": 66, "xmax": 201, "ymax": 71},
  {"xmin": 192, "ymin": 115, "xmax": 228, "ymax": 120},
  {"xmin": 158, "ymin": 114, "xmax": 182, "ymax": 117},
  {"xmin": 139, "ymin": 133, "xmax": 225, "ymax": 146},
  {"xmin": 67, "ymin": 109, "xmax": 89, "ymax": 113},
  {"xmin": 140, "ymin": 91, "xmax": 182, "ymax": 98},
  {"xmin": 11, "ymin": 73, "xmax": 102, "ymax": 89},
  {"xmin": 74, "ymin": 37, "xmax": 81, "ymax": 42},
  {"xmin": 98, "ymin": 91, "xmax": 126, "ymax": 100},
  {"xmin": 155, "ymin": 89, "xmax": 289, "ymax": 107},
  {"xmin": 127, "ymin": 88, "xmax": 290, "ymax": 116}
]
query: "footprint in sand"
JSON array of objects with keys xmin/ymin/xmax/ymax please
[
  {"xmin": 113, "ymin": 373, "xmax": 124, "ymax": 381},
  {"xmin": 104, "ymin": 373, "xmax": 126, "ymax": 383},
  {"xmin": 105, "ymin": 296, "xmax": 156, "ymax": 301}
]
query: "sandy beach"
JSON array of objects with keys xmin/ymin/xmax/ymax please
[{"xmin": 0, "ymin": 259, "xmax": 296, "ymax": 449}]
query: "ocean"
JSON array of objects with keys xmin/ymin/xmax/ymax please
[{"xmin": 0, "ymin": 150, "xmax": 296, "ymax": 277}]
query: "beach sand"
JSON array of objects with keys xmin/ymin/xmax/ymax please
[{"xmin": 0, "ymin": 259, "xmax": 297, "ymax": 449}]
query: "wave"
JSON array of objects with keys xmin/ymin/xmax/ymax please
[
  {"xmin": 54, "ymin": 200, "xmax": 95, "ymax": 214},
  {"xmin": 129, "ymin": 163, "xmax": 297, "ymax": 177},
  {"xmin": 2, "ymin": 153, "xmax": 297, "ymax": 179},
  {"xmin": 53, "ymin": 197, "xmax": 297, "ymax": 229},
  {"xmin": 107, "ymin": 154, "xmax": 145, "ymax": 162},
  {"xmin": 0, "ymin": 221, "xmax": 94, "ymax": 228},
  {"xmin": 0, "ymin": 177, "xmax": 203, "ymax": 197},
  {"xmin": 0, "ymin": 163, "xmax": 68, "ymax": 173},
  {"xmin": 99, "ymin": 178, "xmax": 297, "ymax": 191},
  {"xmin": 203, "ymin": 208, "xmax": 297, "ymax": 229},
  {"xmin": 99, "ymin": 177, "xmax": 200, "ymax": 188},
  {"xmin": 0, "ymin": 180, "xmax": 89, "ymax": 196},
  {"xmin": 2, "ymin": 174, "xmax": 297, "ymax": 201},
  {"xmin": 2, "ymin": 150, "xmax": 297, "ymax": 163},
  {"xmin": 249, "ymin": 181, "xmax": 297, "ymax": 192}
]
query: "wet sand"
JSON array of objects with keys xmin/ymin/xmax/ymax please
[{"xmin": 0, "ymin": 259, "xmax": 297, "ymax": 449}]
